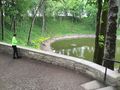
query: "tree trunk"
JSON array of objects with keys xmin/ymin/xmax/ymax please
[
  {"xmin": 64, "ymin": 9, "xmax": 68, "ymax": 17},
  {"xmin": 103, "ymin": 0, "xmax": 118, "ymax": 70},
  {"xmin": 10, "ymin": 17, "xmax": 14, "ymax": 31},
  {"xmin": 118, "ymin": 0, "xmax": 120, "ymax": 28},
  {"xmin": 13, "ymin": 16, "xmax": 16, "ymax": 34},
  {"xmin": 42, "ymin": 0, "xmax": 46, "ymax": 33},
  {"xmin": 27, "ymin": 11, "xmax": 38, "ymax": 45},
  {"xmin": 0, "ymin": 11, "xmax": 1, "ymax": 29},
  {"xmin": 95, "ymin": 0, "xmax": 109, "ymax": 65},
  {"xmin": 1, "ymin": 6, "xmax": 4, "ymax": 40},
  {"xmin": 93, "ymin": 0, "xmax": 102, "ymax": 64},
  {"xmin": 27, "ymin": 0, "xmax": 44, "ymax": 45}
]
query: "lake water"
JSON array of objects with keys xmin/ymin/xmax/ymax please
[{"xmin": 51, "ymin": 38, "xmax": 120, "ymax": 62}]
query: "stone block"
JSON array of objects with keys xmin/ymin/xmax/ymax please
[
  {"xmin": 81, "ymin": 80, "xmax": 105, "ymax": 90},
  {"xmin": 96, "ymin": 86, "xmax": 117, "ymax": 90}
]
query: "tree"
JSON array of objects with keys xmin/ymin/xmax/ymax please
[
  {"xmin": 93, "ymin": 0, "xmax": 102, "ymax": 64},
  {"xmin": 60, "ymin": 0, "xmax": 68, "ymax": 16},
  {"xmin": 96, "ymin": 0, "xmax": 109, "ymax": 64},
  {"xmin": 42, "ymin": 0, "xmax": 46, "ymax": 33},
  {"xmin": 0, "ymin": 0, "xmax": 4, "ymax": 40},
  {"xmin": 93, "ymin": 0, "xmax": 109, "ymax": 65},
  {"xmin": 103, "ymin": 0, "xmax": 118, "ymax": 70},
  {"xmin": 84, "ymin": 4, "xmax": 97, "ymax": 28},
  {"xmin": 69, "ymin": 0, "xmax": 85, "ymax": 22},
  {"xmin": 4, "ymin": 0, "xmax": 33, "ymax": 33},
  {"xmin": 27, "ymin": 0, "xmax": 44, "ymax": 45},
  {"xmin": 12, "ymin": 0, "xmax": 16, "ymax": 33},
  {"xmin": 118, "ymin": 0, "xmax": 120, "ymax": 28}
]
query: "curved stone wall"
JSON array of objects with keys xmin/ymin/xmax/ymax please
[{"xmin": 0, "ymin": 42, "xmax": 120, "ymax": 87}]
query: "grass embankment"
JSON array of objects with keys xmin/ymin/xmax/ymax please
[{"xmin": 1, "ymin": 17, "xmax": 95, "ymax": 48}]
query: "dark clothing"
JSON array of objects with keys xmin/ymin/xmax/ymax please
[{"xmin": 12, "ymin": 45, "xmax": 19, "ymax": 59}]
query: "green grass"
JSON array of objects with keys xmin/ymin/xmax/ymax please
[
  {"xmin": 1, "ymin": 17, "xmax": 95, "ymax": 48},
  {"xmin": 46, "ymin": 18, "xmax": 95, "ymax": 35}
]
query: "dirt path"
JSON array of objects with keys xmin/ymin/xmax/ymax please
[{"xmin": 0, "ymin": 53, "xmax": 93, "ymax": 90}]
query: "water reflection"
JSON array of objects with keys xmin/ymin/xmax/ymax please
[
  {"xmin": 54, "ymin": 46, "xmax": 94, "ymax": 59},
  {"xmin": 51, "ymin": 38, "xmax": 120, "ymax": 60}
]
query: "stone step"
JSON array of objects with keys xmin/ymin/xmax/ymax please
[
  {"xmin": 96, "ymin": 86, "xmax": 117, "ymax": 90},
  {"xmin": 81, "ymin": 80, "xmax": 105, "ymax": 90}
]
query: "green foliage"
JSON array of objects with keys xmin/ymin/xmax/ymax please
[
  {"xmin": 46, "ymin": 0, "xmax": 87, "ymax": 18},
  {"xmin": 85, "ymin": 4, "xmax": 97, "ymax": 17},
  {"xmin": 102, "ymin": 1, "xmax": 109, "ymax": 11},
  {"xmin": 98, "ymin": 34, "xmax": 104, "ymax": 48},
  {"xmin": 86, "ymin": 0, "xmax": 96, "ymax": 6},
  {"xmin": 4, "ymin": 0, "xmax": 35, "ymax": 23},
  {"xmin": 82, "ymin": 4, "xmax": 97, "ymax": 29},
  {"xmin": 68, "ymin": 0, "xmax": 85, "ymax": 17},
  {"xmin": 32, "ymin": 37, "xmax": 50, "ymax": 48}
]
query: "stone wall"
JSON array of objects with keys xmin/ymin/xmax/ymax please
[{"xmin": 0, "ymin": 42, "xmax": 120, "ymax": 87}]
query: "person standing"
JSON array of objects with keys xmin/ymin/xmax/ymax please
[{"xmin": 12, "ymin": 34, "xmax": 19, "ymax": 59}]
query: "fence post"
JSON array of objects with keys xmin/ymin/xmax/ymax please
[{"xmin": 104, "ymin": 66, "xmax": 107, "ymax": 83}]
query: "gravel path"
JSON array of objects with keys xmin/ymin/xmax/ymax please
[{"xmin": 0, "ymin": 53, "xmax": 93, "ymax": 90}]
